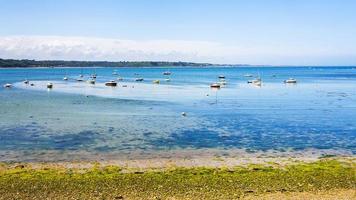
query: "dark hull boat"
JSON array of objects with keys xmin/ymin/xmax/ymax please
[{"xmin": 105, "ymin": 80, "xmax": 117, "ymax": 86}]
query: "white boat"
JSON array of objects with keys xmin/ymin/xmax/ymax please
[
  {"xmin": 218, "ymin": 78, "xmax": 227, "ymax": 85},
  {"xmin": 47, "ymin": 82, "xmax": 53, "ymax": 89},
  {"xmin": 253, "ymin": 78, "xmax": 262, "ymax": 86},
  {"xmin": 105, "ymin": 80, "xmax": 117, "ymax": 86},
  {"xmin": 247, "ymin": 78, "xmax": 261, "ymax": 84},
  {"xmin": 284, "ymin": 78, "xmax": 297, "ymax": 83},
  {"xmin": 210, "ymin": 83, "xmax": 221, "ymax": 88},
  {"xmin": 135, "ymin": 78, "xmax": 144, "ymax": 82},
  {"xmin": 3, "ymin": 83, "xmax": 12, "ymax": 88},
  {"xmin": 244, "ymin": 74, "xmax": 253, "ymax": 77},
  {"xmin": 163, "ymin": 71, "xmax": 171, "ymax": 75},
  {"xmin": 91, "ymin": 74, "xmax": 97, "ymax": 79},
  {"xmin": 165, "ymin": 78, "xmax": 171, "ymax": 82},
  {"xmin": 87, "ymin": 79, "xmax": 96, "ymax": 84},
  {"xmin": 63, "ymin": 76, "xmax": 68, "ymax": 81}
]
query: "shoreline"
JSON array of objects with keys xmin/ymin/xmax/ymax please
[{"xmin": 1, "ymin": 148, "xmax": 354, "ymax": 170}]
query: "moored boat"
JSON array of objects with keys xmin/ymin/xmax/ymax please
[
  {"xmin": 3, "ymin": 83, "xmax": 12, "ymax": 88},
  {"xmin": 153, "ymin": 80, "xmax": 160, "ymax": 84},
  {"xmin": 47, "ymin": 82, "xmax": 53, "ymax": 89},
  {"xmin": 284, "ymin": 78, "xmax": 297, "ymax": 83},
  {"xmin": 210, "ymin": 83, "xmax": 221, "ymax": 88},
  {"xmin": 218, "ymin": 78, "xmax": 227, "ymax": 85},
  {"xmin": 253, "ymin": 78, "xmax": 262, "ymax": 86},
  {"xmin": 247, "ymin": 78, "xmax": 261, "ymax": 85},
  {"xmin": 135, "ymin": 78, "xmax": 144, "ymax": 82},
  {"xmin": 87, "ymin": 79, "xmax": 96, "ymax": 84},
  {"xmin": 63, "ymin": 76, "xmax": 68, "ymax": 81},
  {"xmin": 163, "ymin": 71, "xmax": 171, "ymax": 75},
  {"xmin": 105, "ymin": 80, "xmax": 117, "ymax": 86},
  {"xmin": 23, "ymin": 80, "xmax": 29, "ymax": 84}
]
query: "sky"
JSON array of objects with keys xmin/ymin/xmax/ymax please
[{"xmin": 0, "ymin": 0, "xmax": 356, "ymax": 65}]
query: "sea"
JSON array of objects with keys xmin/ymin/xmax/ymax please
[{"xmin": 0, "ymin": 66, "xmax": 355, "ymax": 161}]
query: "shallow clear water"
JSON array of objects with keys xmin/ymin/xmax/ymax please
[{"xmin": 0, "ymin": 66, "xmax": 355, "ymax": 160}]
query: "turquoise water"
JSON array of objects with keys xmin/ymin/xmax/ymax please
[{"xmin": 0, "ymin": 66, "xmax": 355, "ymax": 160}]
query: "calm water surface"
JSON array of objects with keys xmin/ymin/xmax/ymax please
[{"xmin": 0, "ymin": 66, "xmax": 355, "ymax": 160}]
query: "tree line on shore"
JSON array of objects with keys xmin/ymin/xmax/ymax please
[{"xmin": 0, "ymin": 58, "xmax": 216, "ymax": 68}]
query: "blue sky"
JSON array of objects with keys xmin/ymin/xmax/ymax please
[{"xmin": 0, "ymin": 0, "xmax": 355, "ymax": 65}]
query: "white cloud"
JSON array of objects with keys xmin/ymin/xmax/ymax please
[
  {"xmin": 0, "ymin": 35, "xmax": 355, "ymax": 65},
  {"xmin": 0, "ymin": 36, "xmax": 228, "ymax": 63}
]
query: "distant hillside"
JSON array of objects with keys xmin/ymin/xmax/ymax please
[{"xmin": 0, "ymin": 58, "xmax": 216, "ymax": 68}]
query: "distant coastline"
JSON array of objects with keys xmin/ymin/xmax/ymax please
[
  {"xmin": 0, "ymin": 58, "xmax": 238, "ymax": 68},
  {"xmin": 1, "ymin": 58, "xmax": 355, "ymax": 68}
]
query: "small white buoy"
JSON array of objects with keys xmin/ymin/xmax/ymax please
[{"xmin": 181, "ymin": 112, "xmax": 187, "ymax": 117}]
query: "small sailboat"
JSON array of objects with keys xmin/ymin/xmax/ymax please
[
  {"xmin": 210, "ymin": 83, "xmax": 221, "ymax": 88},
  {"xmin": 91, "ymin": 69, "xmax": 97, "ymax": 79},
  {"xmin": 79, "ymin": 68, "xmax": 84, "ymax": 78},
  {"xmin": 218, "ymin": 78, "xmax": 227, "ymax": 85},
  {"xmin": 105, "ymin": 80, "xmax": 117, "ymax": 86},
  {"xmin": 253, "ymin": 78, "xmax": 262, "ymax": 86},
  {"xmin": 63, "ymin": 69, "xmax": 69, "ymax": 81},
  {"xmin": 153, "ymin": 80, "xmax": 160, "ymax": 84},
  {"xmin": 76, "ymin": 73, "xmax": 84, "ymax": 81},
  {"xmin": 163, "ymin": 71, "xmax": 171, "ymax": 75},
  {"xmin": 47, "ymin": 82, "xmax": 53, "ymax": 89},
  {"xmin": 284, "ymin": 78, "xmax": 297, "ymax": 84},
  {"xmin": 248, "ymin": 78, "xmax": 261, "ymax": 85},
  {"xmin": 87, "ymin": 79, "xmax": 95, "ymax": 84},
  {"xmin": 3, "ymin": 83, "xmax": 12, "ymax": 88}
]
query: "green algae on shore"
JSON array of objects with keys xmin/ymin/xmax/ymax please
[{"xmin": 0, "ymin": 159, "xmax": 355, "ymax": 199}]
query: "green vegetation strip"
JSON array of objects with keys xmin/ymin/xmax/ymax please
[{"xmin": 0, "ymin": 160, "xmax": 355, "ymax": 199}]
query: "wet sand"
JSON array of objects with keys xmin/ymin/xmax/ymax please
[{"xmin": 1, "ymin": 148, "xmax": 354, "ymax": 170}]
